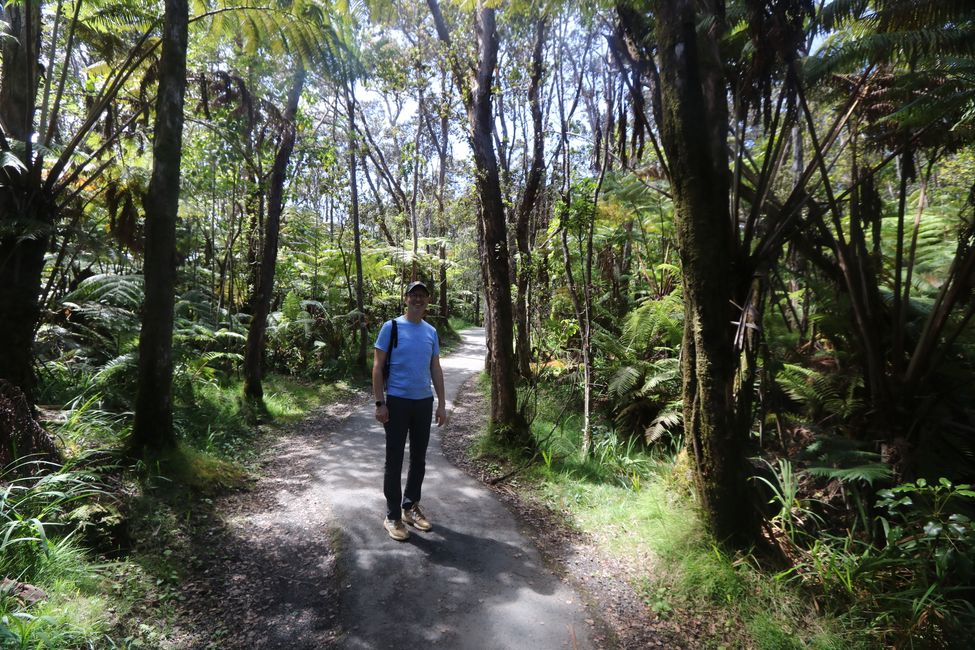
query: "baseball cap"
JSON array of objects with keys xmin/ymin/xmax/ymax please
[{"xmin": 405, "ymin": 280, "xmax": 429, "ymax": 295}]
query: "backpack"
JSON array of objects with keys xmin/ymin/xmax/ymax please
[{"xmin": 382, "ymin": 319, "xmax": 398, "ymax": 384}]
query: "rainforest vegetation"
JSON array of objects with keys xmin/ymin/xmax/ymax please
[{"xmin": 1, "ymin": 0, "xmax": 973, "ymax": 646}]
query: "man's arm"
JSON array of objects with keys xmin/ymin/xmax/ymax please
[
  {"xmin": 373, "ymin": 348, "xmax": 389, "ymax": 424},
  {"xmin": 431, "ymin": 355, "xmax": 446, "ymax": 426}
]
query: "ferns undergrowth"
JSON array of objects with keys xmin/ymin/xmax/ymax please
[{"xmin": 482, "ymin": 352, "xmax": 975, "ymax": 649}]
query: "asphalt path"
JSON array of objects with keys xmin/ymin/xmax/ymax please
[{"xmin": 319, "ymin": 327, "xmax": 594, "ymax": 649}]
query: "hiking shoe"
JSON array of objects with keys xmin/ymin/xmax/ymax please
[
  {"xmin": 402, "ymin": 504, "xmax": 432, "ymax": 531},
  {"xmin": 383, "ymin": 518, "xmax": 410, "ymax": 541}
]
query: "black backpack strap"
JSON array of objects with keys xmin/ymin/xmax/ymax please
[{"xmin": 383, "ymin": 319, "xmax": 397, "ymax": 384}]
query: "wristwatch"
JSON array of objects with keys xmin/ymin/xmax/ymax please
[{"xmin": 375, "ymin": 400, "xmax": 384, "ymax": 407}]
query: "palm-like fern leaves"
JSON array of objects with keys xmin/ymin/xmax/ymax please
[
  {"xmin": 61, "ymin": 274, "xmax": 144, "ymax": 310},
  {"xmin": 809, "ymin": 0, "xmax": 975, "ymax": 137},
  {"xmin": 775, "ymin": 363, "xmax": 864, "ymax": 422}
]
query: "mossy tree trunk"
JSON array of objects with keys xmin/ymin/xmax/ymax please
[{"xmin": 651, "ymin": 0, "xmax": 756, "ymax": 547}]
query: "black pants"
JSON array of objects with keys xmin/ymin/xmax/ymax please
[{"xmin": 383, "ymin": 395, "xmax": 433, "ymax": 520}]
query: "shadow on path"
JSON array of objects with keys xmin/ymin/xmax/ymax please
[
  {"xmin": 169, "ymin": 328, "xmax": 594, "ymax": 649},
  {"xmin": 320, "ymin": 328, "xmax": 594, "ymax": 649}
]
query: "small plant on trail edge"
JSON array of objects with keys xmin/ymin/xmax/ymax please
[
  {"xmin": 541, "ymin": 449, "xmax": 553, "ymax": 470},
  {"xmin": 752, "ymin": 458, "xmax": 824, "ymax": 543},
  {"xmin": 872, "ymin": 478, "xmax": 975, "ymax": 643},
  {"xmin": 0, "ymin": 456, "xmax": 110, "ymax": 581}
]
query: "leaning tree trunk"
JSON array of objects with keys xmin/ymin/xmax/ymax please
[
  {"xmin": 652, "ymin": 0, "xmax": 755, "ymax": 548},
  {"xmin": 243, "ymin": 68, "xmax": 305, "ymax": 400},
  {"xmin": 469, "ymin": 6, "xmax": 525, "ymax": 442},
  {"xmin": 130, "ymin": 0, "xmax": 189, "ymax": 455},
  {"xmin": 514, "ymin": 17, "xmax": 546, "ymax": 379},
  {"xmin": 432, "ymin": 92, "xmax": 451, "ymax": 322}
]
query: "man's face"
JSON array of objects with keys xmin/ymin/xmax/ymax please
[{"xmin": 406, "ymin": 288, "xmax": 430, "ymax": 311}]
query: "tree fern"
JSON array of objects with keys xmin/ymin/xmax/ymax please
[
  {"xmin": 61, "ymin": 274, "xmax": 144, "ymax": 310},
  {"xmin": 607, "ymin": 365, "xmax": 642, "ymax": 398},
  {"xmin": 645, "ymin": 403, "xmax": 683, "ymax": 447},
  {"xmin": 622, "ymin": 291, "xmax": 683, "ymax": 351},
  {"xmin": 775, "ymin": 363, "xmax": 864, "ymax": 421}
]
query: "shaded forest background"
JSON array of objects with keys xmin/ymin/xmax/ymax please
[{"xmin": 1, "ymin": 0, "xmax": 974, "ymax": 646}]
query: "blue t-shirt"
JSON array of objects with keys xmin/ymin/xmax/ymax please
[{"xmin": 375, "ymin": 316, "xmax": 440, "ymax": 400}]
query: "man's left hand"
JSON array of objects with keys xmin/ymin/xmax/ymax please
[{"xmin": 435, "ymin": 404, "xmax": 447, "ymax": 427}]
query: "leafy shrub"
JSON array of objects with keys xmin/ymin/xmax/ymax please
[{"xmin": 794, "ymin": 478, "xmax": 975, "ymax": 646}]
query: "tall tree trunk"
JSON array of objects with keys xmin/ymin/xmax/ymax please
[
  {"xmin": 435, "ymin": 108, "xmax": 451, "ymax": 322},
  {"xmin": 652, "ymin": 0, "xmax": 755, "ymax": 547},
  {"xmin": 346, "ymin": 79, "xmax": 368, "ymax": 371},
  {"xmin": 427, "ymin": 0, "xmax": 526, "ymax": 443},
  {"xmin": 470, "ymin": 6, "xmax": 523, "ymax": 441},
  {"xmin": 514, "ymin": 17, "xmax": 546, "ymax": 379},
  {"xmin": 0, "ymin": 0, "xmax": 46, "ymax": 406},
  {"xmin": 243, "ymin": 68, "xmax": 305, "ymax": 400},
  {"xmin": 0, "ymin": 236, "xmax": 47, "ymax": 405},
  {"xmin": 130, "ymin": 0, "xmax": 189, "ymax": 454}
]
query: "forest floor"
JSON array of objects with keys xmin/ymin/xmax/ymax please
[{"xmin": 166, "ymin": 329, "xmax": 697, "ymax": 648}]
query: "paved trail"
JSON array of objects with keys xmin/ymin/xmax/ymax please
[{"xmin": 320, "ymin": 328, "xmax": 594, "ymax": 649}]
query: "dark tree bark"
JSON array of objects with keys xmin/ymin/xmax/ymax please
[
  {"xmin": 427, "ymin": 0, "xmax": 527, "ymax": 443},
  {"xmin": 470, "ymin": 6, "xmax": 524, "ymax": 441},
  {"xmin": 346, "ymin": 79, "xmax": 368, "ymax": 371},
  {"xmin": 425, "ymin": 71, "xmax": 452, "ymax": 321},
  {"xmin": 0, "ymin": 381, "xmax": 60, "ymax": 468},
  {"xmin": 130, "ymin": 0, "xmax": 189, "ymax": 454},
  {"xmin": 650, "ymin": 0, "xmax": 755, "ymax": 547},
  {"xmin": 0, "ymin": 236, "xmax": 47, "ymax": 405},
  {"xmin": 0, "ymin": 0, "xmax": 46, "ymax": 406},
  {"xmin": 514, "ymin": 17, "xmax": 546, "ymax": 379},
  {"xmin": 243, "ymin": 68, "xmax": 305, "ymax": 400}
]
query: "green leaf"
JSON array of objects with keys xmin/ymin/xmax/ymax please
[{"xmin": 1, "ymin": 151, "xmax": 27, "ymax": 174}]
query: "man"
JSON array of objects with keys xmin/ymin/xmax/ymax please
[{"xmin": 372, "ymin": 280, "xmax": 447, "ymax": 541}]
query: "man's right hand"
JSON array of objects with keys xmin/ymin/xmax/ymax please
[{"xmin": 375, "ymin": 404, "xmax": 389, "ymax": 424}]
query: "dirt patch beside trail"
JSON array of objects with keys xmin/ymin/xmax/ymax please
[
  {"xmin": 441, "ymin": 377, "xmax": 712, "ymax": 649},
  {"xmin": 169, "ymin": 396, "xmax": 362, "ymax": 649}
]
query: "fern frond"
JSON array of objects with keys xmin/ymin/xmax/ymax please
[
  {"xmin": 91, "ymin": 352, "xmax": 137, "ymax": 386},
  {"xmin": 806, "ymin": 463, "xmax": 893, "ymax": 485},
  {"xmin": 62, "ymin": 274, "xmax": 144, "ymax": 310},
  {"xmin": 645, "ymin": 407, "xmax": 683, "ymax": 445},
  {"xmin": 608, "ymin": 366, "xmax": 643, "ymax": 399}
]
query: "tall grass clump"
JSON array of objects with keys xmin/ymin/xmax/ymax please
[{"xmin": 0, "ymin": 457, "xmax": 115, "ymax": 646}]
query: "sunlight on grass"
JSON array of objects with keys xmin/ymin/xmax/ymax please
[
  {"xmin": 517, "ymin": 376, "xmax": 855, "ymax": 650},
  {"xmin": 134, "ymin": 444, "xmax": 250, "ymax": 495},
  {"xmin": 448, "ymin": 316, "xmax": 475, "ymax": 331},
  {"xmin": 0, "ymin": 539, "xmax": 113, "ymax": 648},
  {"xmin": 538, "ymin": 465, "xmax": 853, "ymax": 648},
  {"xmin": 262, "ymin": 376, "xmax": 352, "ymax": 421}
]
